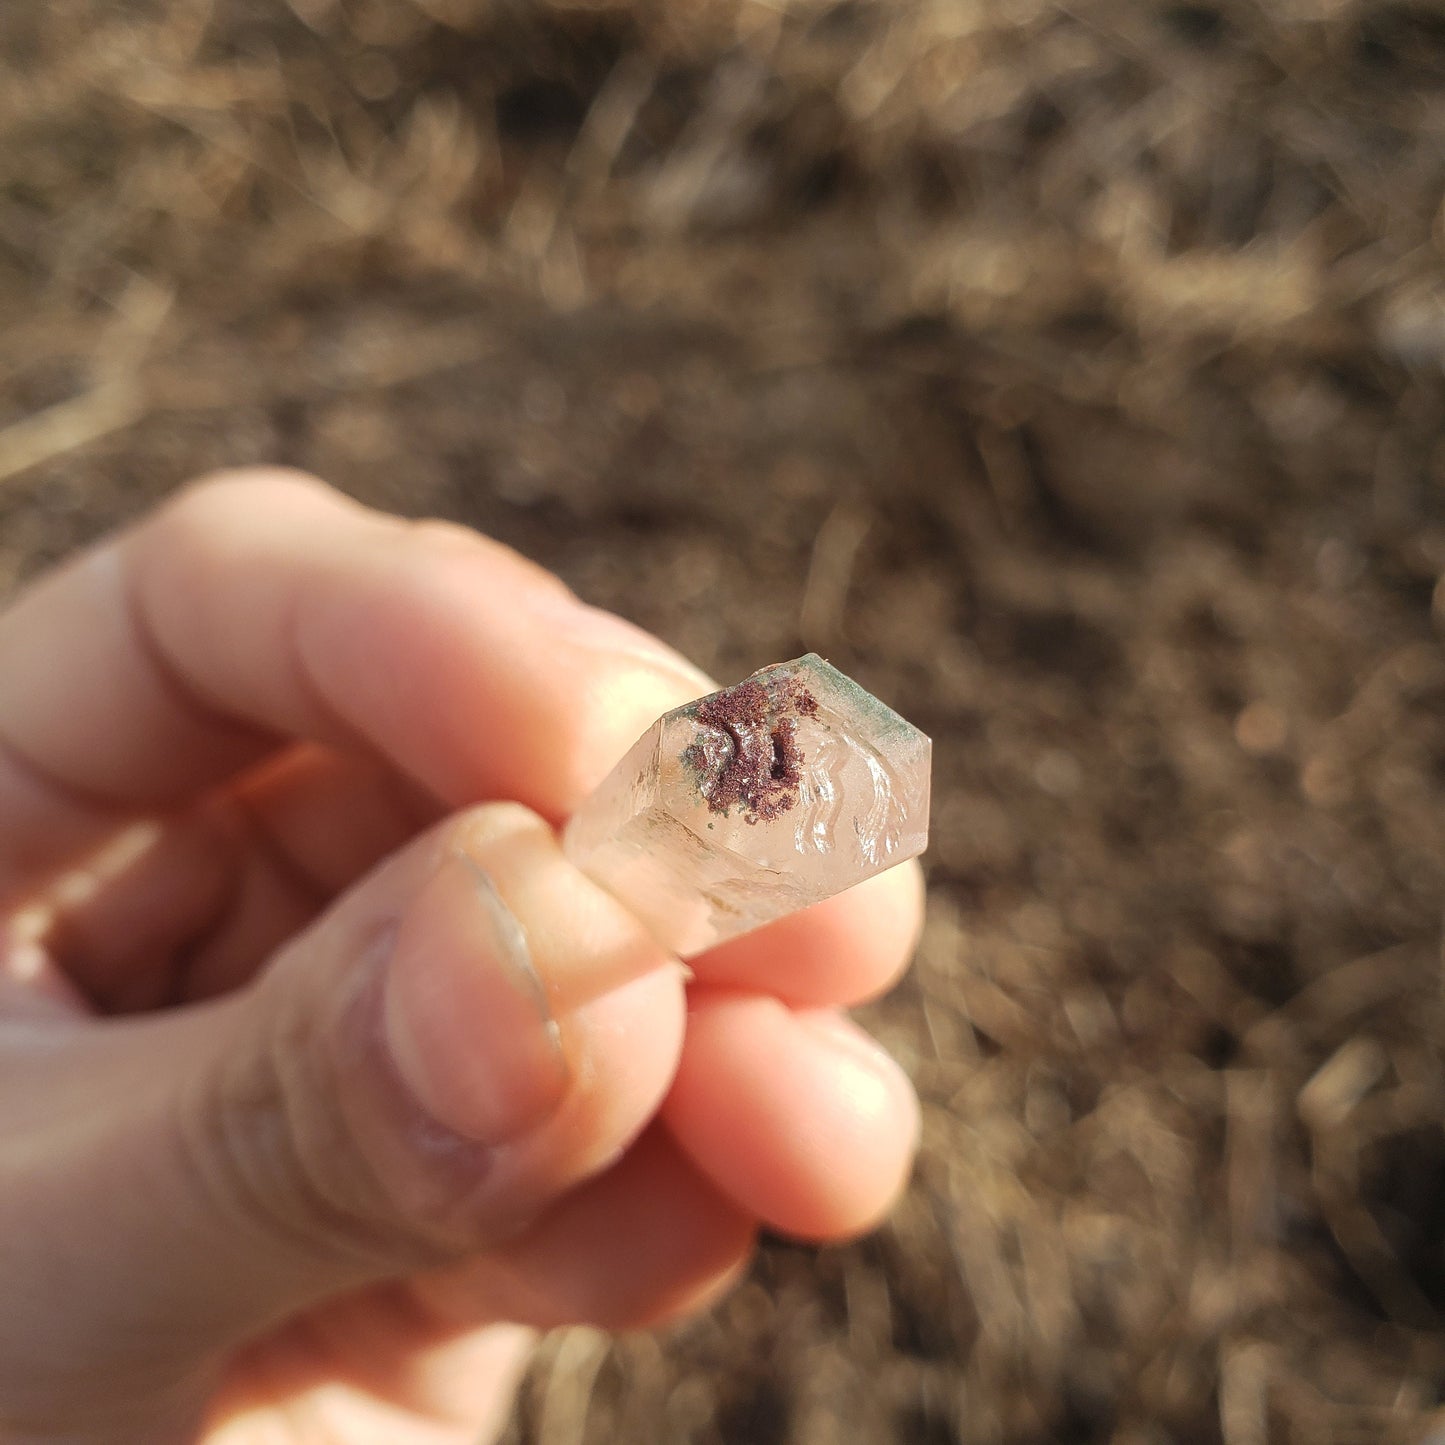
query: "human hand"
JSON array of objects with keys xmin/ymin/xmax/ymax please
[{"xmin": 0, "ymin": 473, "xmax": 923, "ymax": 1444}]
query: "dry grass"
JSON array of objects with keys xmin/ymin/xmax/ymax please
[{"xmin": 7, "ymin": 0, "xmax": 1445, "ymax": 1441}]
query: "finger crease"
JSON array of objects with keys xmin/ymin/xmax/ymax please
[
  {"xmin": 117, "ymin": 545, "xmax": 278, "ymax": 759},
  {"xmin": 164, "ymin": 806, "xmax": 299, "ymax": 1008},
  {"xmin": 0, "ymin": 723, "xmax": 135, "ymax": 826},
  {"xmin": 235, "ymin": 794, "xmax": 336, "ymax": 911},
  {"xmin": 279, "ymin": 583, "xmax": 395, "ymax": 773}
]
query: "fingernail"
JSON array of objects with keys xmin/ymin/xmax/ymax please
[
  {"xmin": 529, "ymin": 591, "xmax": 716, "ymax": 696},
  {"xmin": 383, "ymin": 855, "xmax": 571, "ymax": 1145},
  {"xmin": 797, "ymin": 1011, "xmax": 919, "ymax": 1129}
]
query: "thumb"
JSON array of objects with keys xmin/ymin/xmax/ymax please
[{"xmin": 0, "ymin": 805, "xmax": 684, "ymax": 1423}]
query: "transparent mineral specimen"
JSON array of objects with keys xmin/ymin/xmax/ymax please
[{"xmin": 563, "ymin": 653, "xmax": 931, "ymax": 957}]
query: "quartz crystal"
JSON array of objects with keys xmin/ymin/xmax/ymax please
[{"xmin": 563, "ymin": 653, "xmax": 931, "ymax": 957}]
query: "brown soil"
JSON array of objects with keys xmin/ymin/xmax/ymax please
[{"xmin": 6, "ymin": 1, "xmax": 1445, "ymax": 1441}]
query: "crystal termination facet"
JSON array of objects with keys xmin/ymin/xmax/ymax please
[{"xmin": 563, "ymin": 654, "xmax": 932, "ymax": 958}]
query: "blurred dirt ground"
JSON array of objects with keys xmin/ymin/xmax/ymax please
[{"xmin": 6, "ymin": 0, "xmax": 1445, "ymax": 1440}]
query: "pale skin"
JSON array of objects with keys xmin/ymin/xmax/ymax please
[{"xmin": 0, "ymin": 471, "xmax": 924, "ymax": 1445}]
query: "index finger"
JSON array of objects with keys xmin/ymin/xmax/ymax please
[
  {"xmin": 0, "ymin": 469, "xmax": 926, "ymax": 1009},
  {"xmin": 0, "ymin": 469, "xmax": 710, "ymax": 893}
]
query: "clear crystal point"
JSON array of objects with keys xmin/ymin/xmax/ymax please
[{"xmin": 563, "ymin": 654, "xmax": 931, "ymax": 957}]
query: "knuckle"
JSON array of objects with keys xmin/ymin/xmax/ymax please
[
  {"xmin": 402, "ymin": 516, "xmax": 481, "ymax": 551},
  {"xmin": 175, "ymin": 980, "xmax": 499, "ymax": 1274},
  {"xmin": 156, "ymin": 469, "xmax": 339, "ymax": 538},
  {"xmin": 403, "ymin": 515, "xmax": 572, "ymax": 595},
  {"xmin": 174, "ymin": 1014, "xmax": 393, "ymax": 1273}
]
